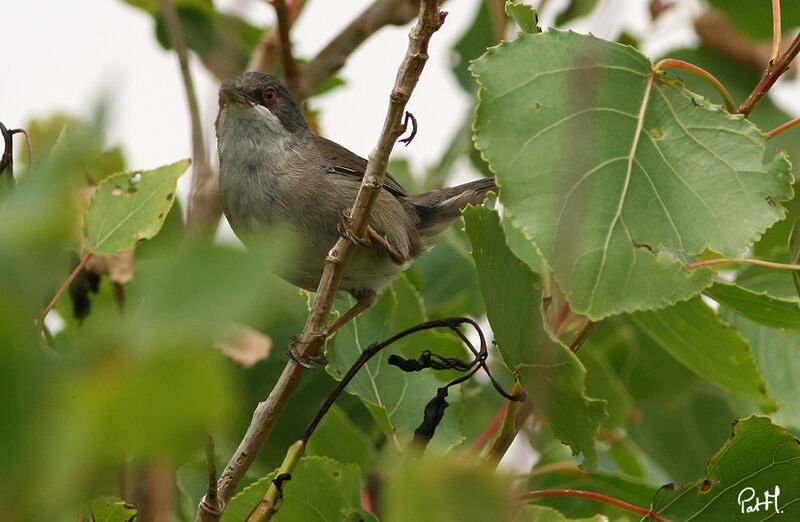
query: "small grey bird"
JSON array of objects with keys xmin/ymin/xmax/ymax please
[{"xmin": 216, "ymin": 72, "xmax": 495, "ymax": 336}]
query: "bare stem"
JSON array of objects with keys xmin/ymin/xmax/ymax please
[
  {"xmin": 653, "ymin": 59, "xmax": 737, "ymax": 113},
  {"xmin": 38, "ymin": 252, "xmax": 94, "ymax": 334},
  {"xmin": 195, "ymin": 3, "xmax": 447, "ymax": 519},
  {"xmin": 159, "ymin": 0, "xmax": 218, "ymax": 237},
  {"xmin": 770, "ymin": 0, "xmax": 782, "ymax": 69},
  {"xmin": 270, "ymin": 0, "xmax": 301, "ymax": 93},
  {"xmin": 518, "ymin": 489, "xmax": 672, "ymax": 521},
  {"xmin": 566, "ymin": 320, "xmax": 597, "ymax": 353},
  {"xmin": 687, "ymin": 257, "xmax": 800, "ymax": 271},
  {"xmin": 295, "ymin": 0, "xmax": 427, "ymax": 102},
  {"xmin": 768, "ymin": 116, "xmax": 800, "ymax": 139},
  {"xmin": 738, "ymin": 31, "xmax": 800, "ymax": 116}
]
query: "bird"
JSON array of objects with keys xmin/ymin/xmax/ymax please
[{"xmin": 215, "ymin": 71, "xmax": 496, "ymax": 349}]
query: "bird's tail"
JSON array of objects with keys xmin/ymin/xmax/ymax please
[{"xmin": 408, "ymin": 177, "xmax": 497, "ymax": 244}]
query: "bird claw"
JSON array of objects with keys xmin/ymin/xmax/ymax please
[
  {"xmin": 337, "ymin": 208, "xmax": 371, "ymax": 247},
  {"xmin": 287, "ymin": 334, "xmax": 328, "ymax": 369}
]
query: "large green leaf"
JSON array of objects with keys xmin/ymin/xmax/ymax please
[
  {"xmin": 471, "ymin": 30, "xmax": 793, "ymax": 319},
  {"xmin": 222, "ymin": 457, "xmax": 377, "ymax": 522},
  {"xmin": 726, "ymin": 313, "xmax": 800, "ymax": 432},
  {"xmin": 91, "ymin": 496, "xmax": 137, "ymax": 522},
  {"xmin": 83, "ymin": 159, "xmax": 188, "ymax": 255},
  {"xmin": 705, "ymin": 281, "xmax": 800, "ymax": 331},
  {"xmin": 326, "ymin": 275, "xmax": 467, "ymax": 450},
  {"xmin": 652, "ymin": 416, "xmax": 800, "ymax": 520},
  {"xmin": 630, "ymin": 297, "xmax": 777, "ymax": 412},
  {"xmin": 465, "ymin": 206, "xmax": 606, "ymax": 468},
  {"xmin": 382, "ymin": 454, "xmax": 516, "ymax": 522}
]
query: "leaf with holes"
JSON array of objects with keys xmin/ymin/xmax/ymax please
[
  {"xmin": 651, "ymin": 416, "xmax": 800, "ymax": 520},
  {"xmin": 472, "ymin": 30, "xmax": 793, "ymax": 319},
  {"xmin": 83, "ymin": 160, "xmax": 188, "ymax": 255}
]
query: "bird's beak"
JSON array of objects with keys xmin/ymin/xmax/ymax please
[{"xmin": 219, "ymin": 84, "xmax": 258, "ymax": 107}]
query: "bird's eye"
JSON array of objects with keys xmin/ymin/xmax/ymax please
[{"xmin": 262, "ymin": 86, "xmax": 278, "ymax": 104}]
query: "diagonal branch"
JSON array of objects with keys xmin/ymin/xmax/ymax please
[
  {"xmin": 159, "ymin": 0, "xmax": 219, "ymax": 237},
  {"xmin": 294, "ymin": 0, "xmax": 426, "ymax": 102},
  {"xmin": 195, "ymin": 2, "xmax": 446, "ymax": 520}
]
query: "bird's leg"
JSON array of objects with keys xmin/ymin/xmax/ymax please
[
  {"xmin": 326, "ymin": 292, "xmax": 377, "ymax": 336},
  {"xmin": 337, "ymin": 208, "xmax": 371, "ymax": 246},
  {"xmin": 286, "ymin": 292, "xmax": 377, "ymax": 368},
  {"xmin": 366, "ymin": 226, "xmax": 407, "ymax": 264},
  {"xmin": 338, "ymin": 208, "xmax": 407, "ymax": 264},
  {"xmin": 287, "ymin": 333, "xmax": 328, "ymax": 369}
]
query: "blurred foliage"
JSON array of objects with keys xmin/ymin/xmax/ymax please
[{"xmin": 6, "ymin": 0, "xmax": 800, "ymax": 520}]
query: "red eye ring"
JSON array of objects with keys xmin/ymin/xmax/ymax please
[{"xmin": 262, "ymin": 85, "xmax": 278, "ymax": 104}]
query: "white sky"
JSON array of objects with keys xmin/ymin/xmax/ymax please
[{"xmin": 2, "ymin": 0, "xmax": 797, "ymax": 203}]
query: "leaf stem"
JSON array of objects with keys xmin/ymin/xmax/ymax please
[
  {"xmin": 769, "ymin": 0, "xmax": 782, "ymax": 70},
  {"xmin": 653, "ymin": 59, "xmax": 737, "ymax": 113},
  {"xmin": 687, "ymin": 257, "xmax": 800, "ymax": 271},
  {"xmin": 518, "ymin": 489, "xmax": 672, "ymax": 521},
  {"xmin": 567, "ymin": 320, "xmax": 597, "ymax": 353},
  {"xmin": 37, "ymin": 252, "xmax": 94, "ymax": 334},
  {"xmin": 247, "ymin": 440, "xmax": 305, "ymax": 522},
  {"xmin": 767, "ymin": 116, "xmax": 800, "ymax": 139}
]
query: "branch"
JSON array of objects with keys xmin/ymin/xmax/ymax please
[
  {"xmin": 295, "ymin": 0, "xmax": 425, "ymax": 102},
  {"xmin": 247, "ymin": 0, "xmax": 308, "ymax": 73},
  {"xmin": 767, "ymin": 116, "xmax": 800, "ymax": 139},
  {"xmin": 270, "ymin": 0, "xmax": 301, "ymax": 93},
  {"xmin": 37, "ymin": 252, "xmax": 94, "ymax": 335},
  {"xmin": 738, "ymin": 30, "xmax": 800, "ymax": 116},
  {"xmin": 159, "ymin": 0, "xmax": 219, "ymax": 237},
  {"xmin": 518, "ymin": 489, "xmax": 672, "ymax": 521},
  {"xmin": 195, "ymin": 2, "xmax": 446, "ymax": 519}
]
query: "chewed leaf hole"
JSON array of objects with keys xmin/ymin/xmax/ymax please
[
  {"xmin": 130, "ymin": 172, "xmax": 142, "ymax": 184},
  {"xmin": 112, "ymin": 186, "xmax": 123, "ymax": 196},
  {"xmin": 166, "ymin": 192, "xmax": 174, "ymax": 201}
]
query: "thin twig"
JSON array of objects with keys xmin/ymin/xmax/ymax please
[
  {"xmin": 199, "ymin": 435, "xmax": 222, "ymax": 517},
  {"xmin": 518, "ymin": 489, "xmax": 672, "ymax": 521},
  {"xmin": 769, "ymin": 0, "xmax": 781, "ymax": 69},
  {"xmin": 687, "ymin": 257, "xmax": 800, "ymax": 271},
  {"xmin": 37, "ymin": 252, "xmax": 94, "ymax": 334},
  {"xmin": 738, "ymin": 31, "xmax": 800, "ymax": 116},
  {"xmin": 566, "ymin": 320, "xmax": 597, "ymax": 353},
  {"xmin": 295, "ymin": 0, "xmax": 427, "ymax": 102},
  {"xmin": 767, "ymin": 116, "xmax": 800, "ymax": 139},
  {"xmin": 270, "ymin": 0, "xmax": 301, "ymax": 93},
  {"xmin": 247, "ymin": 0, "xmax": 308, "ymax": 73},
  {"xmin": 196, "ymin": 3, "xmax": 447, "ymax": 520},
  {"xmin": 159, "ymin": 0, "xmax": 218, "ymax": 237}
]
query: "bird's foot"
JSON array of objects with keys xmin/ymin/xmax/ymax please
[
  {"xmin": 287, "ymin": 334, "xmax": 328, "ymax": 369},
  {"xmin": 337, "ymin": 208, "xmax": 372, "ymax": 247}
]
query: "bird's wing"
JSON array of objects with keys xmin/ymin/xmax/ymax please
[{"xmin": 315, "ymin": 136, "xmax": 408, "ymax": 198}]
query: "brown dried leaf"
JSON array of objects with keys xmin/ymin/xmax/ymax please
[{"xmin": 216, "ymin": 324, "xmax": 272, "ymax": 368}]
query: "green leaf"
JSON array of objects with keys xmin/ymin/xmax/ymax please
[
  {"xmin": 471, "ymin": 30, "xmax": 793, "ymax": 319},
  {"xmin": 652, "ymin": 416, "xmax": 800, "ymax": 520},
  {"xmin": 464, "ymin": 205, "xmax": 606, "ymax": 468},
  {"xmin": 514, "ymin": 505, "xmax": 607, "ymax": 521},
  {"xmin": 305, "ymin": 404, "xmax": 377, "ymax": 472},
  {"xmin": 705, "ymin": 281, "xmax": 800, "ymax": 331},
  {"xmin": 90, "ymin": 496, "xmax": 137, "ymax": 522},
  {"xmin": 382, "ymin": 454, "xmax": 516, "ymax": 522},
  {"xmin": 222, "ymin": 457, "xmax": 377, "ymax": 522},
  {"xmin": 527, "ymin": 465, "xmax": 658, "ymax": 520},
  {"xmin": 630, "ymin": 297, "xmax": 777, "ymax": 412},
  {"xmin": 326, "ymin": 275, "xmax": 467, "ymax": 449},
  {"xmin": 725, "ymin": 313, "xmax": 800, "ymax": 432},
  {"xmin": 83, "ymin": 159, "xmax": 188, "ymax": 255},
  {"xmin": 790, "ymin": 217, "xmax": 800, "ymax": 299},
  {"xmin": 505, "ymin": 1, "xmax": 539, "ymax": 34},
  {"xmin": 451, "ymin": 1, "xmax": 496, "ymax": 93}
]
